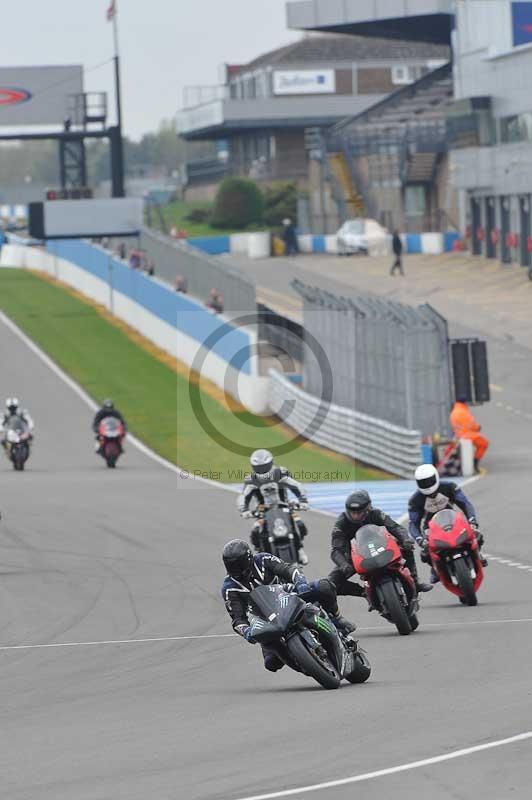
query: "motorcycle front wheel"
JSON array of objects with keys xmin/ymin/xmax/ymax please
[
  {"xmin": 453, "ymin": 557, "xmax": 477, "ymax": 606},
  {"xmin": 286, "ymin": 634, "xmax": 341, "ymax": 689},
  {"xmin": 378, "ymin": 580, "xmax": 412, "ymax": 635}
]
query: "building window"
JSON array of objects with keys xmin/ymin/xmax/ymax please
[
  {"xmin": 500, "ymin": 112, "xmax": 532, "ymax": 144},
  {"xmin": 392, "ymin": 65, "xmax": 425, "ymax": 85}
]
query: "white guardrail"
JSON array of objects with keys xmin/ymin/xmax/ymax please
[{"xmin": 268, "ymin": 370, "xmax": 422, "ymax": 478}]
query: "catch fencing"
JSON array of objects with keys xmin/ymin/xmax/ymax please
[
  {"xmin": 268, "ymin": 370, "xmax": 422, "ymax": 478},
  {"xmin": 139, "ymin": 227, "xmax": 256, "ymax": 315},
  {"xmin": 292, "ymin": 280, "xmax": 452, "ymax": 438}
]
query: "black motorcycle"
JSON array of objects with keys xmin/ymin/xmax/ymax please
[
  {"xmin": 3, "ymin": 416, "xmax": 31, "ymax": 471},
  {"xmin": 248, "ymin": 584, "xmax": 371, "ymax": 690},
  {"xmin": 253, "ymin": 482, "xmax": 305, "ymax": 564}
]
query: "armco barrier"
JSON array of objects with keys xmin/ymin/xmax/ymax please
[
  {"xmin": 268, "ymin": 369, "xmax": 422, "ymax": 478},
  {"xmin": 0, "ymin": 238, "xmax": 269, "ymax": 414}
]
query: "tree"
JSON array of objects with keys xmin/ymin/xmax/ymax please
[{"xmin": 211, "ymin": 177, "xmax": 264, "ymax": 229}]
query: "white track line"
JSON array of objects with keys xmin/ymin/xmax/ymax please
[
  {"xmin": 3, "ymin": 617, "xmax": 532, "ymax": 652},
  {"xmin": 0, "ymin": 310, "xmax": 236, "ymax": 493},
  {"xmin": 232, "ymin": 732, "xmax": 532, "ymax": 800},
  {"xmin": 0, "ymin": 633, "xmax": 237, "ymax": 652}
]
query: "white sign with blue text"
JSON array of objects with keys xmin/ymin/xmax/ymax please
[{"xmin": 273, "ymin": 69, "xmax": 336, "ymax": 95}]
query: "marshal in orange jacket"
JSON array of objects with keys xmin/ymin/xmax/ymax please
[{"xmin": 449, "ymin": 401, "xmax": 489, "ymax": 465}]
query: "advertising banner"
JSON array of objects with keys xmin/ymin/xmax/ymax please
[
  {"xmin": 0, "ymin": 66, "xmax": 83, "ymax": 126},
  {"xmin": 512, "ymin": 1, "xmax": 532, "ymax": 46},
  {"xmin": 273, "ymin": 69, "xmax": 336, "ymax": 95}
]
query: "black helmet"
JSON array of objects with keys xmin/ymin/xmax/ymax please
[
  {"xmin": 345, "ymin": 490, "xmax": 371, "ymax": 522},
  {"xmin": 250, "ymin": 449, "xmax": 273, "ymax": 476},
  {"xmin": 222, "ymin": 539, "xmax": 254, "ymax": 581},
  {"xmin": 103, "ymin": 399, "xmax": 114, "ymax": 410}
]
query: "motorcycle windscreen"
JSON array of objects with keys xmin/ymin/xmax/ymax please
[
  {"xmin": 354, "ymin": 525, "xmax": 395, "ymax": 572},
  {"xmin": 100, "ymin": 416, "xmax": 122, "ymax": 436},
  {"xmin": 249, "ymin": 585, "xmax": 304, "ymax": 638},
  {"xmin": 265, "ymin": 508, "xmax": 291, "ymax": 539},
  {"xmin": 429, "ymin": 509, "xmax": 470, "ymax": 550}
]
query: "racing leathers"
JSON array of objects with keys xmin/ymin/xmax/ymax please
[
  {"xmin": 329, "ymin": 509, "xmax": 426, "ymax": 597},
  {"xmin": 221, "ymin": 553, "xmax": 353, "ymax": 671},
  {"xmin": 408, "ymin": 481, "xmax": 486, "ymax": 572},
  {"xmin": 237, "ymin": 466, "xmax": 309, "ymax": 552}
]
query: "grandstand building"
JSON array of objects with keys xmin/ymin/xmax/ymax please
[
  {"xmin": 288, "ymin": 0, "xmax": 532, "ymax": 264},
  {"xmin": 176, "ymin": 34, "xmax": 448, "ymax": 200}
]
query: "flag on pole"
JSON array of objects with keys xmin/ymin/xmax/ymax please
[{"xmin": 106, "ymin": 0, "xmax": 116, "ymax": 21}]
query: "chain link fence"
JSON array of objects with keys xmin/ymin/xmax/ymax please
[
  {"xmin": 139, "ymin": 228, "xmax": 256, "ymax": 315},
  {"xmin": 292, "ymin": 279, "xmax": 452, "ymax": 438}
]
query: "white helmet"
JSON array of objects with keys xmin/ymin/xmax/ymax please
[
  {"xmin": 250, "ymin": 449, "xmax": 273, "ymax": 475},
  {"xmin": 6, "ymin": 397, "xmax": 20, "ymax": 414},
  {"xmin": 415, "ymin": 463, "xmax": 440, "ymax": 496}
]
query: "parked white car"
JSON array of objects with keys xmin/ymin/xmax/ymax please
[{"xmin": 336, "ymin": 218, "xmax": 388, "ymax": 255}]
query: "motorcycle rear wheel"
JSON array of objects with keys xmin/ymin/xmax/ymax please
[
  {"xmin": 286, "ymin": 635, "xmax": 341, "ymax": 689},
  {"xmin": 454, "ymin": 557, "xmax": 477, "ymax": 606},
  {"xmin": 379, "ymin": 581, "xmax": 412, "ymax": 635}
]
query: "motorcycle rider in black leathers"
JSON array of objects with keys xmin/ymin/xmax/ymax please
[
  {"xmin": 329, "ymin": 490, "xmax": 433, "ymax": 599},
  {"xmin": 237, "ymin": 449, "xmax": 310, "ymax": 564},
  {"xmin": 409, "ymin": 464, "xmax": 487, "ymax": 583},
  {"xmin": 92, "ymin": 399, "xmax": 127, "ymax": 453},
  {"xmin": 1, "ymin": 397, "xmax": 35, "ymax": 451},
  {"xmin": 221, "ymin": 539, "xmax": 356, "ymax": 672}
]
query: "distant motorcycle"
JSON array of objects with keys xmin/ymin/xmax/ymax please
[
  {"xmin": 97, "ymin": 417, "xmax": 125, "ymax": 468},
  {"xmin": 252, "ymin": 482, "xmax": 306, "ymax": 565},
  {"xmin": 3, "ymin": 416, "xmax": 32, "ymax": 471},
  {"xmin": 351, "ymin": 524, "xmax": 419, "ymax": 635},
  {"xmin": 426, "ymin": 509, "xmax": 484, "ymax": 606},
  {"xmin": 248, "ymin": 584, "xmax": 371, "ymax": 690}
]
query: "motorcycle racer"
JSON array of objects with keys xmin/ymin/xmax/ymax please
[{"xmin": 221, "ymin": 539, "xmax": 355, "ymax": 672}]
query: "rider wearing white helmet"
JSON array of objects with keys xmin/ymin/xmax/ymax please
[
  {"xmin": 237, "ymin": 449, "xmax": 310, "ymax": 564},
  {"xmin": 408, "ymin": 464, "xmax": 487, "ymax": 582},
  {"xmin": 1, "ymin": 398, "xmax": 35, "ymax": 447}
]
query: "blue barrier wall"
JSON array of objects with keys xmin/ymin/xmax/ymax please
[
  {"xmin": 47, "ymin": 240, "xmax": 253, "ymax": 374},
  {"xmin": 188, "ymin": 236, "xmax": 230, "ymax": 255}
]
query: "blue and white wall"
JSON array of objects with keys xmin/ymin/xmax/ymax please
[{"xmin": 0, "ymin": 239, "xmax": 269, "ymax": 414}]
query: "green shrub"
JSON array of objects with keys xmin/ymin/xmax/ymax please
[
  {"xmin": 262, "ymin": 182, "xmax": 297, "ymax": 227},
  {"xmin": 211, "ymin": 178, "xmax": 264, "ymax": 229}
]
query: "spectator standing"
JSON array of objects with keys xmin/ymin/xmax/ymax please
[
  {"xmin": 129, "ymin": 250, "xmax": 141, "ymax": 270},
  {"xmin": 390, "ymin": 230, "xmax": 404, "ymax": 276},
  {"xmin": 206, "ymin": 288, "xmax": 224, "ymax": 315},
  {"xmin": 282, "ymin": 218, "xmax": 299, "ymax": 256},
  {"xmin": 175, "ymin": 275, "xmax": 188, "ymax": 293}
]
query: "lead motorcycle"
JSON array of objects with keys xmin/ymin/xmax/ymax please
[
  {"xmin": 351, "ymin": 524, "xmax": 419, "ymax": 635},
  {"xmin": 97, "ymin": 417, "xmax": 126, "ymax": 468},
  {"xmin": 252, "ymin": 482, "xmax": 306, "ymax": 565},
  {"xmin": 3, "ymin": 416, "xmax": 32, "ymax": 471},
  {"xmin": 426, "ymin": 508, "xmax": 484, "ymax": 606},
  {"xmin": 248, "ymin": 584, "xmax": 371, "ymax": 690}
]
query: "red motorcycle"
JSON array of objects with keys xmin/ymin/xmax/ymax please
[
  {"xmin": 427, "ymin": 509, "xmax": 484, "ymax": 606},
  {"xmin": 97, "ymin": 417, "xmax": 125, "ymax": 468},
  {"xmin": 351, "ymin": 524, "xmax": 419, "ymax": 636}
]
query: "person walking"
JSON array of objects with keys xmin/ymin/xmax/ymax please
[{"xmin": 390, "ymin": 230, "xmax": 404, "ymax": 276}]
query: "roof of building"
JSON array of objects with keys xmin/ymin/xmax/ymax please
[{"xmin": 239, "ymin": 34, "xmax": 450, "ymax": 72}]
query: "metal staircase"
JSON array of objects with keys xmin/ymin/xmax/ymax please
[{"xmin": 328, "ymin": 152, "xmax": 366, "ymax": 217}]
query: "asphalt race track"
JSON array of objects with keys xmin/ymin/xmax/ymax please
[{"xmin": 1, "ymin": 306, "xmax": 532, "ymax": 799}]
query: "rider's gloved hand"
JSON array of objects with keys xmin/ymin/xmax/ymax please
[
  {"xmin": 236, "ymin": 624, "xmax": 256, "ymax": 644},
  {"xmin": 341, "ymin": 563, "xmax": 355, "ymax": 579},
  {"xmin": 241, "ymin": 510, "xmax": 253, "ymax": 519},
  {"xmin": 400, "ymin": 538, "xmax": 415, "ymax": 554},
  {"xmin": 294, "ymin": 578, "xmax": 310, "ymax": 595},
  {"xmin": 299, "ymin": 501, "xmax": 310, "ymax": 511}
]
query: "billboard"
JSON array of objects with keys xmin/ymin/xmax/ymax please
[
  {"xmin": 29, "ymin": 198, "xmax": 143, "ymax": 239},
  {"xmin": 512, "ymin": 2, "xmax": 532, "ymax": 46},
  {"xmin": 273, "ymin": 69, "xmax": 336, "ymax": 95},
  {"xmin": 0, "ymin": 66, "xmax": 83, "ymax": 126}
]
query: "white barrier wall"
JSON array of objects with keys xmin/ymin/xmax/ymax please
[{"xmin": 0, "ymin": 242, "xmax": 270, "ymax": 415}]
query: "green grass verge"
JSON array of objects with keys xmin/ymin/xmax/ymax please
[
  {"xmin": 150, "ymin": 199, "xmax": 271, "ymax": 238},
  {"xmin": 0, "ymin": 269, "xmax": 389, "ymax": 482}
]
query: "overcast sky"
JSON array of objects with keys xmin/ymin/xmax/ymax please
[{"xmin": 0, "ymin": 0, "xmax": 300, "ymax": 140}]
